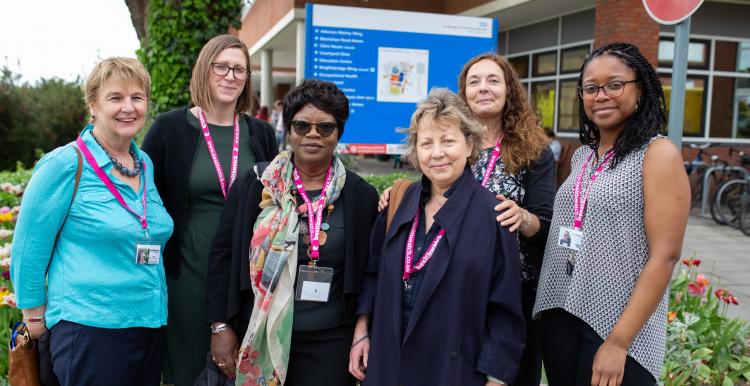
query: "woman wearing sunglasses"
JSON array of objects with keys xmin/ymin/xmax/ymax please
[
  {"xmin": 141, "ymin": 34, "xmax": 278, "ymax": 385},
  {"xmin": 206, "ymin": 79, "xmax": 379, "ymax": 385}
]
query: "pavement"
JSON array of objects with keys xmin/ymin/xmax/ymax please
[{"xmin": 355, "ymin": 155, "xmax": 750, "ymax": 321}]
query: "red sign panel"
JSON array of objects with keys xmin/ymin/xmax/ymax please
[{"xmin": 643, "ymin": 0, "xmax": 703, "ymax": 25}]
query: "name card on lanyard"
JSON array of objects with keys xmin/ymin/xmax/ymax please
[
  {"xmin": 293, "ymin": 165, "xmax": 334, "ymax": 302},
  {"xmin": 76, "ymin": 135, "xmax": 161, "ymax": 265},
  {"xmin": 197, "ymin": 109, "xmax": 240, "ymax": 200},
  {"xmin": 560, "ymin": 148, "xmax": 615, "ymax": 274}
]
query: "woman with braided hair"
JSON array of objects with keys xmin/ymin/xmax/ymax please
[{"xmin": 533, "ymin": 42, "xmax": 689, "ymax": 385}]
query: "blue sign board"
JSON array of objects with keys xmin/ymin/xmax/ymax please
[{"xmin": 305, "ymin": 4, "xmax": 497, "ymax": 153}]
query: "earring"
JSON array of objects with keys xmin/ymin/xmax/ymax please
[{"xmin": 635, "ymin": 103, "xmax": 639, "ymax": 111}]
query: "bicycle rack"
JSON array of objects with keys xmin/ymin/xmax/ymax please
[{"xmin": 701, "ymin": 166, "xmax": 749, "ymax": 217}]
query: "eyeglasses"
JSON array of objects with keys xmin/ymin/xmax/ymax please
[
  {"xmin": 210, "ymin": 63, "xmax": 248, "ymax": 80},
  {"xmin": 290, "ymin": 120, "xmax": 338, "ymax": 137},
  {"xmin": 578, "ymin": 80, "xmax": 638, "ymax": 99}
]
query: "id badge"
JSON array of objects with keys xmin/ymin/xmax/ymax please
[
  {"xmin": 135, "ymin": 243, "xmax": 161, "ymax": 265},
  {"xmin": 558, "ymin": 226, "xmax": 584, "ymax": 252},
  {"xmin": 295, "ymin": 265, "xmax": 333, "ymax": 302}
]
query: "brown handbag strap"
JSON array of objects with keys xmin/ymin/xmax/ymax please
[
  {"xmin": 386, "ymin": 178, "xmax": 414, "ymax": 232},
  {"xmin": 53, "ymin": 146, "xmax": 83, "ymax": 246}
]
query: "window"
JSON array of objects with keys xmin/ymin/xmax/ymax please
[
  {"xmin": 557, "ymin": 79, "xmax": 580, "ymax": 132},
  {"xmin": 658, "ymin": 39, "xmax": 710, "ymax": 69},
  {"xmin": 560, "ymin": 45, "xmax": 589, "ymax": 74},
  {"xmin": 532, "ymin": 51, "xmax": 557, "ymax": 77},
  {"xmin": 531, "ymin": 81, "xmax": 556, "ymax": 129},
  {"xmin": 710, "ymin": 77, "xmax": 750, "ymax": 138},
  {"xmin": 738, "ymin": 42, "xmax": 750, "ymax": 73},
  {"xmin": 661, "ymin": 75, "xmax": 707, "ymax": 137},
  {"xmin": 509, "ymin": 55, "xmax": 529, "ymax": 78}
]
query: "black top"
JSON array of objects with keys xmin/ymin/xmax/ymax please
[
  {"xmin": 206, "ymin": 167, "xmax": 379, "ymax": 338},
  {"xmin": 293, "ymin": 189, "xmax": 346, "ymax": 331},
  {"xmin": 141, "ymin": 107, "xmax": 278, "ymax": 277},
  {"xmin": 401, "ymin": 177, "xmax": 459, "ymax": 332}
]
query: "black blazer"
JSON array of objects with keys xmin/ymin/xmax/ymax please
[
  {"xmin": 206, "ymin": 167, "xmax": 379, "ymax": 335},
  {"xmin": 357, "ymin": 168, "xmax": 526, "ymax": 386},
  {"xmin": 141, "ymin": 107, "xmax": 278, "ymax": 277}
]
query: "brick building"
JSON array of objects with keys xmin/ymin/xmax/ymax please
[{"xmin": 239, "ymin": 0, "xmax": 750, "ymax": 163}]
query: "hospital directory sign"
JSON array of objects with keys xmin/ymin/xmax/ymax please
[{"xmin": 305, "ymin": 4, "xmax": 498, "ymax": 154}]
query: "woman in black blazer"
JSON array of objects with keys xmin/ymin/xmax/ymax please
[
  {"xmin": 141, "ymin": 35, "xmax": 277, "ymax": 386},
  {"xmin": 206, "ymin": 80, "xmax": 379, "ymax": 386}
]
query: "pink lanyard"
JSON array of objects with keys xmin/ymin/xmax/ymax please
[
  {"xmin": 480, "ymin": 136, "xmax": 503, "ymax": 188},
  {"xmin": 572, "ymin": 148, "xmax": 615, "ymax": 230},
  {"xmin": 293, "ymin": 166, "xmax": 333, "ymax": 261},
  {"xmin": 75, "ymin": 136, "xmax": 148, "ymax": 231},
  {"xmin": 402, "ymin": 210, "xmax": 446, "ymax": 283},
  {"xmin": 197, "ymin": 109, "xmax": 240, "ymax": 200}
]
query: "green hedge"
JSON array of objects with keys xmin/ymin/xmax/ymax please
[{"xmin": 137, "ymin": 0, "xmax": 242, "ymax": 115}]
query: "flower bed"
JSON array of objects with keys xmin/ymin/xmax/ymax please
[
  {"xmin": 662, "ymin": 257, "xmax": 750, "ymax": 385},
  {"xmin": 0, "ymin": 166, "xmax": 29, "ymax": 377}
]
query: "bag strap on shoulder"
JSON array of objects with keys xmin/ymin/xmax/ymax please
[
  {"xmin": 53, "ymin": 146, "xmax": 83, "ymax": 245},
  {"xmin": 385, "ymin": 178, "xmax": 414, "ymax": 232}
]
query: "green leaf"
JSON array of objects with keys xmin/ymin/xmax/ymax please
[{"xmin": 722, "ymin": 375, "xmax": 734, "ymax": 386}]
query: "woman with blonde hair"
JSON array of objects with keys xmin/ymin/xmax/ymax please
[
  {"xmin": 351, "ymin": 88, "xmax": 525, "ymax": 385},
  {"xmin": 12, "ymin": 57, "xmax": 173, "ymax": 385},
  {"xmin": 378, "ymin": 53, "xmax": 556, "ymax": 385},
  {"xmin": 142, "ymin": 34, "xmax": 278, "ymax": 385}
]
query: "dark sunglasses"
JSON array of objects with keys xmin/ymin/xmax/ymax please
[{"xmin": 290, "ymin": 120, "xmax": 338, "ymax": 137}]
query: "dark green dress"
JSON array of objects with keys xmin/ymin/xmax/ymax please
[{"xmin": 164, "ymin": 111, "xmax": 255, "ymax": 386}]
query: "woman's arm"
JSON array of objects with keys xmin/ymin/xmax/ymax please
[
  {"xmin": 10, "ymin": 147, "xmax": 78, "ymax": 338},
  {"xmin": 349, "ymin": 211, "xmax": 388, "ymax": 380},
  {"xmin": 591, "ymin": 139, "xmax": 689, "ymax": 385}
]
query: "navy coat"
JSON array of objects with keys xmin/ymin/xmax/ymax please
[{"xmin": 357, "ymin": 168, "xmax": 526, "ymax": 386}]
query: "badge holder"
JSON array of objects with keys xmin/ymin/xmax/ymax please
[
  {"xmin": 295, "ymin": 263, "xmax": 333, "ymax": 302},
  {"xmin": 558, "ymin": 226, "xmax": 583, "ymax": 275},
  {"xmin": 135, "ymin": 229, "xmax": 161, "ymax": 265}
]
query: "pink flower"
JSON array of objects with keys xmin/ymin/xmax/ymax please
[
  {"xmin": 688, "ymin": 283, "xmax": 706, "ymax": 297},
  {"xmin": 695, "ymin": 273, "xmax": 709, "ymax": 287}
]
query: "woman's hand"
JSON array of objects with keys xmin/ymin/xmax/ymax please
[
  {"xmin": 210, "ymin": 326, "xmax": 239, "ymax": 378},
  {"xmin": 590, "ymin": 340, "xmax": 626, "ymax": 386},
  {"xmin": 349, "ymin": 315, "xmax": 370, "ymax": 381},
  {"xmin": 494, "ymin": 194, "xmax": 526, "ymax": 232},
  {"xmin": 377, "ymin": 187, "xmax": 392, "ymax": 212},
  {"xmin": 26, "ymin": 323, "xmax": 48, "ymax": 340},
  {"xmin": 22, "ymin": 306, "xmax": 48, "ymax": 339}
]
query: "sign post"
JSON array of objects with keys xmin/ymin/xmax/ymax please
[{"xmin": 642, "ymin": 0, "xmax": 704, "ymax": 149}]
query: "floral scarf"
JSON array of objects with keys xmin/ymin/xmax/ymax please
[{"xmin": 235, "ymin": 150, "xmax": 346, "ymax": 386}]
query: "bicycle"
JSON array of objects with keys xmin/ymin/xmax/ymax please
[
  {"xmin": 683, "ymin": 143, "xmax": 735, "ymax": 214},
  {"xmin": 711, "ymin": 150, "xmax": 750, "ymax": 230}
]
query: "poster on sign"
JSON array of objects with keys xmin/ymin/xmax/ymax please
[{"xmin": 305, "ymin": 4, "xmax": 497, "ymax": 154}]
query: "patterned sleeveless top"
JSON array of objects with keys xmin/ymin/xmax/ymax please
[{"xmin": 533, "ymin": 136, "xmax": 668, "ymax": 379}]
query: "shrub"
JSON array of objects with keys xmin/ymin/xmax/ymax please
[{"xmin": 0, "ymin": 68, "xmax": 86, "ymax": 170}]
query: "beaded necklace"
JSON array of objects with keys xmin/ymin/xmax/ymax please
[{"xmin": 91, "ymin": 131, "xmax": 141, "ymax": 177}]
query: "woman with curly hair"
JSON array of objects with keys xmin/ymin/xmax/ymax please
[
  {"xmin": 376, "ymin": 53, "xmax": 556, "ymax": 385},
  {"xmin": 533, "ymin": 42, "xmax": 689, "ymax": 385}
]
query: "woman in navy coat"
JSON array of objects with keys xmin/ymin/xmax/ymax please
[{"xmin": 350, "ymin": 89, "xmax": 525, "ymax": 386}]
